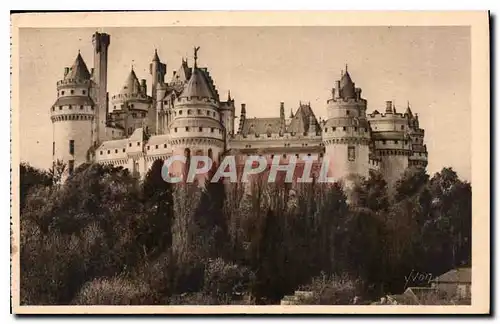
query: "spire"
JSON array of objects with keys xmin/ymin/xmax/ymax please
[
  {"xmin": 152, "ymin": 48, "xmax": 160, "ymax": 62},
  {"xmin": 227, "ymin": 90, "xmax": 232, "ymax": 101},
  {"xmin": 64, "ymin": 52, "xmax": 91, "ymax": 80},
  {"xmin": 406, "ymin": 101, "xmax": 413, "ymax": 117}
]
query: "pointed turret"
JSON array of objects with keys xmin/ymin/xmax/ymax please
[
  {"xmin": 120, "ymin": 68, "xmax": 142, "ymax": 96},
  {"xmin": 178, "ymin": 47, "xmax": 216, "ymax": 101},
  {"xmin": 339, "ymin": 65, "xmax": 355, "ymax": 99},
  {"xmin": 152, "ymin": 48, "xmax": 160, "ymax": 62},
  {"xmin": 64, "ymin": 52, "xmax": 91, "ymax": 81},
  {"xmin": 405, "ymin": 101, "xmax": 413, "ymax": 117}
]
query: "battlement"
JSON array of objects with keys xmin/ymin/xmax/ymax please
[
  {"xmin": 57, "ymin": 78, "xmax": 91, "ymax": 88},
  {"xmin": 175, "ymin": 96, "xmax": 219, "ymax": 107},
  {"xmin": 111, "ymin": 93, "xmax": 151, "ymax": 102}
]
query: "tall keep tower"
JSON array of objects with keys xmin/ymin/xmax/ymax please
[
  {"xmin": 322, "ymin": 67, "xmax": 371, "ymax": 182},
  {"xmin": 92, "ymin": 32, "xmax": 110, "ymax": 144},
  {"xmin": 51, "ymin": 53, "xmax": 95, "ymax": 176}
]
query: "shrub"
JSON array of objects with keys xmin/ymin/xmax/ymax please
[{"xmin": 72, "ymin": 277, "xmax": 158, "ymax": 305}]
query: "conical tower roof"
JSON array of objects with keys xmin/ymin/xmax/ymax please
[
  {"xmin": 120, "ymin": 68, "xmax": 142, "ymax": 96},
  {"xmin": 179, "ymin": 67, "xmax": 215, "ymax": 100},
  {"xmin": 340, "ymin": 69, "xmax": 355, "ymax": 99},
  {"xmin": 64, "ymin": 52, "xmax": 91, "ymax": 80},
  {"xmin": 172, "ymin": 58, "xmax": 191, "ymax": 83},
  {"xmin": 152, "ymin": 49, "xmax": 160, "ymax": 62}
]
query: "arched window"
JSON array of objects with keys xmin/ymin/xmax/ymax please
[{"xmin": 187, "ymin": 109, "xmax": 193, "ymax": 115}]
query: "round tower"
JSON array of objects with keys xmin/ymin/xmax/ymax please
[
  {"xmin": 322, "ymin": 67, "xmax": 371, "ymax": 183},
  {"xmin": 367, "ymin": 100, "xmax": 412, "ymax": 186},
  {"xmin": 51, "ymin": 52, "xmax": 95, "ymax": 176},
  {"xmin": 110, "ymin": 68, "xmax": 153, "ymax": 136},
  {"xmin": 167, "ymin": 47, "xmax": 225, "ymax": 180}
]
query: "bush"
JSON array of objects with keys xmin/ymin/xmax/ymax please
[
  {"xmin": 297, "ymin": 272, "xmax": 362, "ymax": 305},
  {"xmin": 72, "ymin": 277, "xmax": 158, "ymax": 305}
]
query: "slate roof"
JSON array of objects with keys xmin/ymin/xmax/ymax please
[{"xmin": 64, "ymin": 53, "xmax": 91, "ymax": 81}]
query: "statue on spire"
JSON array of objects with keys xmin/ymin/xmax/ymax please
[{"xmin": 194, "ymin": 46, "xmax": 200, "ymax": 67}]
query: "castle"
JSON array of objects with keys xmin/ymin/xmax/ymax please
[{"xmin": 50, "ymin": 32, "xmax": 428, "ymax": 186}]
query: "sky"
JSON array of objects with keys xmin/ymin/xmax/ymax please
[{"xmin": 18, "ymin": 26, "xmax": 471, "ymax": 180}]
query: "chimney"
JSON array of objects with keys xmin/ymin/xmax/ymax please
[
  {"xmin": 280, "ymin": 102, "xmax": 285, "ymax": 118},
  {"xmin": 335, "ymin": 81, "xmax": 341, "ymax": 99},
  {"xmin": 385, "ymin": 101, "xmax": 393, "ymax": 113}
]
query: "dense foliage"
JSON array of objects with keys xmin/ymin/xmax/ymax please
[{"xmin": 19, "ymin": 161, "xmax": 471, "ymax": 305}]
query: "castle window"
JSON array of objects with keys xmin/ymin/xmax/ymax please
[
  {"xmin": 354, "ymin": 127, "xmax": 358, "ymax": 131},
  {"xmin": 179, "ymin": 110, "xmax": 183, "ymax": 115},
  {"xmin": 332, "ymin": 127, "xmax": 336, "ymax": 131},
  {"xmin": 68, "ymin": 105, "xmax": 72, "ymax": 110},
  {"xmin": 348, "ymin": 146, "xmax": 355, "ymax": 161},
  {"xmin": 382, "ymin": 140, "xmax": 386, "ymax": 144},
  {"xmin": 187, "ymin": 109, "xmax": 192, "ymax": 115},
  {"xmin": 207, "ymin": 111, "xmax": 210, "ymax": 116},
  {"xmin": 307, "ymin": 153, "xmax": 311, "ymax": 157},
  {"xmin": 52, "ymin": 107, "xmax": 55, "ymax": 111},
  {"xmin": 346, "ymin": 110, "xmax": 350, "ymax": 116},
  {"xmin": 343, "ymin": 127, "xmax": 346, "ymax": 131},
  {"xmin": 130, "ymin": 104, "xmax": 135, "ymax": 109},
  {"xmin": 395, "ymin": 140, "xmax": 399, "ymax": 144},
  {"xmin": 107, "ymin": 150, "xmax": 110, "ymax": 154},
  {"xmin": 283, "ymin": 154, "xmax": 287, "ymax": 158},
  {"xmin": 123, "ymin": 148, "xmax": 125, "ymax": 152},
  {"xmin": 82, "ymin": 90, "xmax": 86, "ymax": 95},
  {"xmin": 61, "ymin": 91, "xmax": 65, "ymax": 95},
  {"xmin": 121, "ymin": 104, "xmax": 124, "ymax": 108},
  {"xmin": 404, "ymin": 140, "xmax": 408, "ymax": 145},
  {"xmin": 164, "ymin": 144, "xmax": 167, "ymax": 148},
  {"xmin": 324, "ymin": 128, "xmax": 327, "ymax": 133},
  {"xmin": 185, "ymin": 127, "xmax": 189, "ymax": 131},
  {"xmin": 137, "ymin": 142, "xmax": 140, "ymax": 146},
  {"xmin": 213, "ymin": 112, "xmax": 216, "ymax": 117},
  {"xmin": 155, "ymin": 145, "xmax": 158, "ymax": 149},
  {"xmin": 70, "ymin": 90, "xmax": 74, "ymax": 94},
  {"xmin": 132, "ymin": 113, "xmax": 137, "ymax": 118},
  {"xmin": 129, "ymin": 143, "xmax": 132, "ymax": 147},
  {"xmin": 174, "ymin": 128, "xmax": 177, "ymax": 132},
  {"xmin": 115, "ymin": 149, "xmax": 118, "ymax": 153},
  {"xmin": 320, "ymin": 153, "xmax": 324, "ymax": 158},
  {"xmin": 164, "ymin": 101, "xmax": 168, "ymax": 105},
  {"xmin": 211, "ymin": 128, "xmax": 214, "ymax": 133},
  {"xmin": 197, "ymin": 109, "xmax": 201, "ymax": 114},
  {"xmin": 68, "ymin": 160, "xmax": 74, "ymax": 175},
  {"xmin": 147, "ymin": 146, "xmax": 150, "ymax": 150},
  {"xmin": 69, "ymin": 140, "xmax": 74, "ymax": 155},
  {"xmin": 91, "ymin": 106, "xmax": 94, "ymax": 110},
  {"xmin": 80, "ymin": 105, "xmax": 84, "ymax": 110},
  {"xmin": 100, "ymin": 151, "xmax": 103, "ymax": 155},
  {"xmin": 199, "ymin": 127, "xmax": 202, "ymax": 132},
  {"xmin": 401, "ymin": 125, "xmax": 404, "ymax": 130}
]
